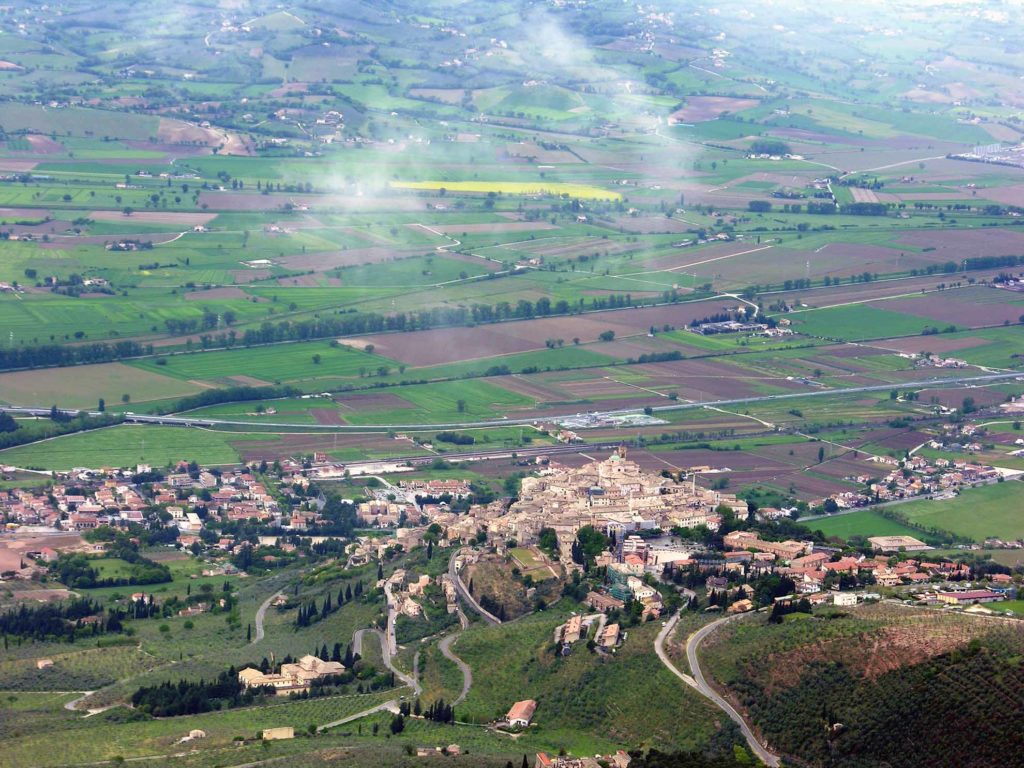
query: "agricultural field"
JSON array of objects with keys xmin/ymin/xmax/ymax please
[
  {"xmin": 0, "ymin": 424, "xmax": 266, "ymax": 469},
  {"xmin": 894, "ymin": 481, "xmax": 1024, "ymax": 542},
  {"xmin": 2, "ymin": 1, "xmax": 1024, "ymax": 766},
  {"xmin": 798, "ymin": 509, "xmax": 937, "ymax": 541}
]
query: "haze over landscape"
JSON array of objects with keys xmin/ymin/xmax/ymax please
[{"xmin": 1, "ymin": 1, "xmax": 1024, "ymax": 766}]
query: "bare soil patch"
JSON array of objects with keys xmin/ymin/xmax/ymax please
[
  {"xmin": 0, "ymin": 159, "xmax": 38, "ymax": 172},
  {"xmin": 352, "ymin": 301, "xmax": 731, "ymax": 367},
  {"xmin": 916, "ymin": 387, "xmax": 1007, "ymax": 409},
  {"xmin": 334, "ymin": 392, "xmax": 412, "ymax": 411},
  {"xmin": 199, "ymin": 191, "xmax": 428, "ymax": 213},
  {"xmin": 25, "ymin": 134, "xmax": 63, "ymax": 154},
  {"xmin": 882, "ymin": 292, "xmax": 1024, "ymax": 328},
  {"xmin": 895, "ymin": 227, "xmax": 1024, "ymax": 256},
  {"xmin": 184, "ymin": 286, "xmax": 251, "ymax": 301},
  {"xmin": 423, "ymin": 221, "xmax": 559, "ymax": 235},
  {"xmin": 279, "ymin": 246, "xmax": 422, "ymax": 272},
  {"xmin": 310, "ymin": 408, "xmax": 347, "ymax": 425},
  {"xmin": 669, "ymin": 96, "xmax": 760, "ymax": 123},
  {"xmin": 875, "ymin": 336, "xmax": 987, "ymax": 355},
  {"xmin": 278, "ymin": 274, "xmax": 320, "ymax": 287},
  {"xmin": 90, "ymin": 210, "xmax": 216, "ymax": 226},
  {"xmin": 270, "ymin": 82, "xmax": 310, "ymax": 97},
  {"xmin": 232, "ymin": 269, "xmax": 271, "ymax": 283},
  {"xmin": 758, "ymin": 613, "xmax": 988, "ymax": 694}
]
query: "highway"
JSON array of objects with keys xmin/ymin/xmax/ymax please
[
  {"xmin": 3, "ymin": 370, "xmax": 1020, "ymax": 434},
  {"xmin": 655, "ymin": 611, "xmax": 781, "ymax": 767}
]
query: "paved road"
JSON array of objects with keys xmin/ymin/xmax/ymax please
[
  {"xmin": 653, "ymin": 614, "xmax": 698, "ymax": 686},
  {"xmin": 655, "ymin": 611, "xmax": 781, "ymax": 767},
  {"xmin": 448, "ymin": 548, "xmax": 501, "ymax": 625},
  {"xmin": 317, "ymin": 698, "xmax": 400, "ymax": 732},
  {"xmin": 437, "ymin": 633, "xmax": 472, "ymax": 706},
  {"xmin": 382, "ymin": 580, "xmax": 400, "ymax": 657},
  {"xmin": 353, "ymin": 627, "xmax": 421, "ymax": 695},
  {"xmin": 251, "ymin": 592, "xmax": 278, "ymax": 644},
  {"xmin": 5, "ymin": 370, "xmax": 1020, "ymax": 433}
]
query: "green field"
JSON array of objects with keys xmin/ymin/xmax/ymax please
[
  {"xmin": 132, "ymin": 342, "xmax": 397, "ymax": 384},
  {"xmin": 799, "ymin": 508, "xmax": 932, "ymax": 541},
  {"xmin": 894, "ymin": 482, "xmax": 1024, "ymax": 542},
  {"xmin": 0, "ymin": 424, "xmax": 269, "ymax": 469},
  {"xmin": 787, "ymin": 304, "xmax": 944, "ymax": 341}
]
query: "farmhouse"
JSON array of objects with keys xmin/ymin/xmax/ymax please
[
  {"xmin": 506, "ymin": 699, "xmax": 537, "ymax": 727},
  {"xmin": 261, "ymin": 727, "xmax": 294, "ymax": 740}
]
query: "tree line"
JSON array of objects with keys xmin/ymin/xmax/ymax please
[{"xmin": 131, "ymin": 667, "xmax": 270, "ymax": 717}]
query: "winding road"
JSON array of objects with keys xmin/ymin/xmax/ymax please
[
  {"xmin": 448, "ymin": 548, "xmax": 501, "ymax": 625},
  {"xmin": 251, "ymin": 592, "xmax": 278, "ymax": 644},
  {"xmin": 353, "ymin": 627, "xmax": 421, "ymax": 696},
  {"xmin": 655, "ymin": 611, "xmax": 781, "ymax": 767},
  {"xmin": 437, "ymin": 633, "xmax": 472, "ymax": 706}
]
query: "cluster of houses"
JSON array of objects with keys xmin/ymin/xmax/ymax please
[
  {"xmin": 474, "ymin": 448, "xmax": 742, "ymax": 566},
  {"xmin": 554, "ymin": 614, "xmax": 622, "ymax": 652},
  {"xmin": 535, "ymin": 752, "xmax": 631, "ymax": 768},
  {"xmin": 820, "ymin": 449, "xmax": 1005, "ymax": 508},
  {"xmin": 1, "ymin": 463, "xmax": 280, "ymax": 538}
]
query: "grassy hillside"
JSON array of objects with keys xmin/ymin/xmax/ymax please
[
  {"xmin": 456, "ymin": 608, "xmax": 738, "ymax": 755},
  {"xmin": 700, "ymin": 603, "xmax": 1024, "ymax": 767}
]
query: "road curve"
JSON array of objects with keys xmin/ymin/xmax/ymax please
[
  {"xmin": 251, "ymin": 592, "xmax": 278, "ymax": 644},
  {"xmin": 317, "ymin": 698, "xmax": 400, "ymax": 732},
  {"xmin": 354, "ymin": 627, "xmax": 421, "ymax": 696},
  {"xmin": 654, "ymin": 613, "xmax": 698, "ymax": 688},
  {"xmin": 438, "ymin": 633, "xmax": 472, "ymax": 706},
  {"xmin": 656, "ymin": 611, "xmax": 781, "ymax": 767},
  {"xmin": 448, "ymin": 548, "xmax": 501, "ymax": 625}
]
